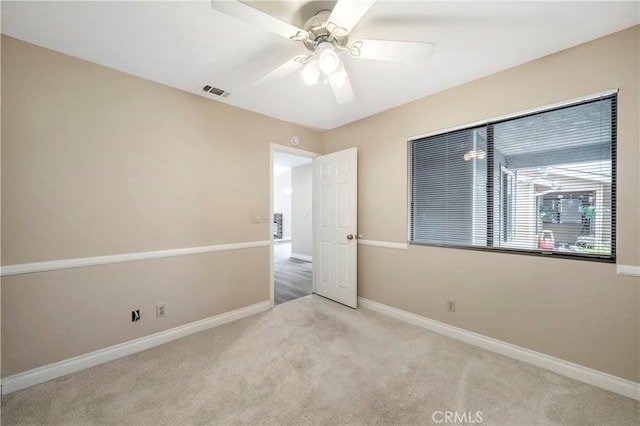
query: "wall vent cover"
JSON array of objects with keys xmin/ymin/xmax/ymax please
[{"xmin": 203, "ymin": 85, "xmax": 231, "ymax": 98}]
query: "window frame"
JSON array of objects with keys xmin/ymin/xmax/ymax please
[{"xmin": 407, "ymin": 90, "xmax": 617, "ymax": 263}]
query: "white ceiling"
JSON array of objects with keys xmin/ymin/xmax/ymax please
[
  {"xmin": 2, "ymin": 1, "xmax": 638, "ymax": 131},
  {"xmin": 274, "ymin": 150, "xmax": 313, "ymax": 176}
]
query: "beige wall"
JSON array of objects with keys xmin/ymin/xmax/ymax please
[
  {"xmin": 2, "ymin": 26, "xmax": 639, "ymax": 384},
  {"xmin": 0, "ymin": 36, "xmax": 321, "ymax": 377},
  {"xmin": 322, "ymin": 26, "xmax": 640, "ymax": 382}
]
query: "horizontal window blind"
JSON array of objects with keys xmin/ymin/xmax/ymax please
[
  {"xmin": 411, "ymin": 127, "xmax": 487, "ymax": 246},
  {"xmin": 409, "ymin": 94, "xmax": 616, "ymax": 262}
]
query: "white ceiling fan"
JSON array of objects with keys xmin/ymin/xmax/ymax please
[{"xmin": 211, "ymin": 0, "xmax": 435, "ymax": 104}]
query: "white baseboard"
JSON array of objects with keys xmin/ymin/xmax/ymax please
[
  {"xmin": 0, "ymin": 300, "xmax": 271, "ymax": 395},
  {"xmin": 290, "ymin": 252, "xmax": 312, "ymax": 262},
  {"xmin": 358, "ymin": 297, "xmax": 640, "ymax": 401}
]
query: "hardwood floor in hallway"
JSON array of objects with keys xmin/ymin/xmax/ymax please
[{"xmin": 274, "ymin": 241, "xmax": 312, "ymax": 305}]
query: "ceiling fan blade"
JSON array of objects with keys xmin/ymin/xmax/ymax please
[
  {"xmin": 326, "ymin": 0, "xmax": 376, "ymax": 36},
  {"xmin": 329, "ymin": 73, "xmax": 354, "ymax": 104},
  {"xmin": 253, "ymin": 56, "xmax": 305, "ymax": 88},
  {"xmin": 211, "ymin": 0, "xmax": 308, "ymax": 41},
  {"xmin": 350, "ymin": 39, "xmax": 435, "ymax": 62}
]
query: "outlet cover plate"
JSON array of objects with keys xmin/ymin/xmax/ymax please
[{"xmin": 156, "ymin": 304, "xmax": 166, "ymax": 318}]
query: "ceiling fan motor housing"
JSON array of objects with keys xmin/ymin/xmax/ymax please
[{"xmin": 302, "ymin": 10, "xmax": 348, "ymax": 52}]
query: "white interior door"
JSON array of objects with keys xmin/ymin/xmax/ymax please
[{"xmin": 313, "ymin": 147, "xmax": 358, "ymax": 308}]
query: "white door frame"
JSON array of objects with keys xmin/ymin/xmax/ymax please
[{"xmin": 270, "ymin": 143, "xmax": 320, "ymax": 307}]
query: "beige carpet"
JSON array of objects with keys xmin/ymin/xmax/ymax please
[{"xmin": 1, "ymin": 295, "xmax": 638, "ymax": 425}]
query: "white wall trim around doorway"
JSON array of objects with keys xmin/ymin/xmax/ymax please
[{"xmin": 270, "ymin": 143, "xmax": 320, "ymax": 307}]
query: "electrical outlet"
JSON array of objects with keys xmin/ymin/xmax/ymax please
[
  {"xmin": 131, "ymin": 309, "xmax": 141, "ymax": 322},
  {"xmin": 447, "ymin": 300, "xmax": 456, "ymax": 312},
  {"xmin": 156, "ymin": 304, "xmax": 166, "ymax": 318}
]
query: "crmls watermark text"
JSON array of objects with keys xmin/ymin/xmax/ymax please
[{"xmin": 432, "ymin": 411, "xmax": 484, "ymax": 424}]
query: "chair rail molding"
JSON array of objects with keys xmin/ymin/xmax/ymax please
[
  {"xmin": 357, "ymin": 239, "xmax": 408, "ymax": 250},
  {"xmin": 1, "ymin": 241, "xmax": 271, "ymax": 276},
  {"xmin": 617, "ymin": 264, "xmax": 640, "ymax": 277}
]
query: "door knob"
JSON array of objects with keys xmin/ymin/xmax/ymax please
[{"xmin": 347, "ymin": 234, "xmax": 354, "ymax": 240}]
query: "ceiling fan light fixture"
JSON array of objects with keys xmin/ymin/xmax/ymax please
[
  {"xmin": 332, "ymin": 75, "xmax": 346, "ymax": 88},
  {"xmin": 212, "ymin": 0, "xmax": 438, "ymax": 106},
  {"xmin": 301, "ymin": 59, "xmax": 320, "ymax": 85},
  {"xmin": 317, "ymin": 42, "xmax": 340, "ymax": 74},
  {"xmin": 328, "ymin": 65, "xmax": 348, "ymax": 88}
]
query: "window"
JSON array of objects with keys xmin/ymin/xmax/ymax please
[{"xmin": 409, "ymin": 92, "xmax": 616, "ymax": 262}]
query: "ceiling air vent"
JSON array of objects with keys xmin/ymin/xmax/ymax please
[{"xmin": 202, "ymin": 85, "xmax": 231, "ymax": 98}]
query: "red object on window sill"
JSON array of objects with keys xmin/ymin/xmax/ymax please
[{"xmin": 538, "ymin": 230, "xmax": 555, "ymax": 249}]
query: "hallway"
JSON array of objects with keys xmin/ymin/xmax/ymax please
[{"xmin": 274, "ymin": 241, "xmax": 312, "ymax": 304}]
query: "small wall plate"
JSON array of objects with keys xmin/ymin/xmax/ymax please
[{"xmin": 290, "ymin": 136, "xmax": 300, "ymax": 146}]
